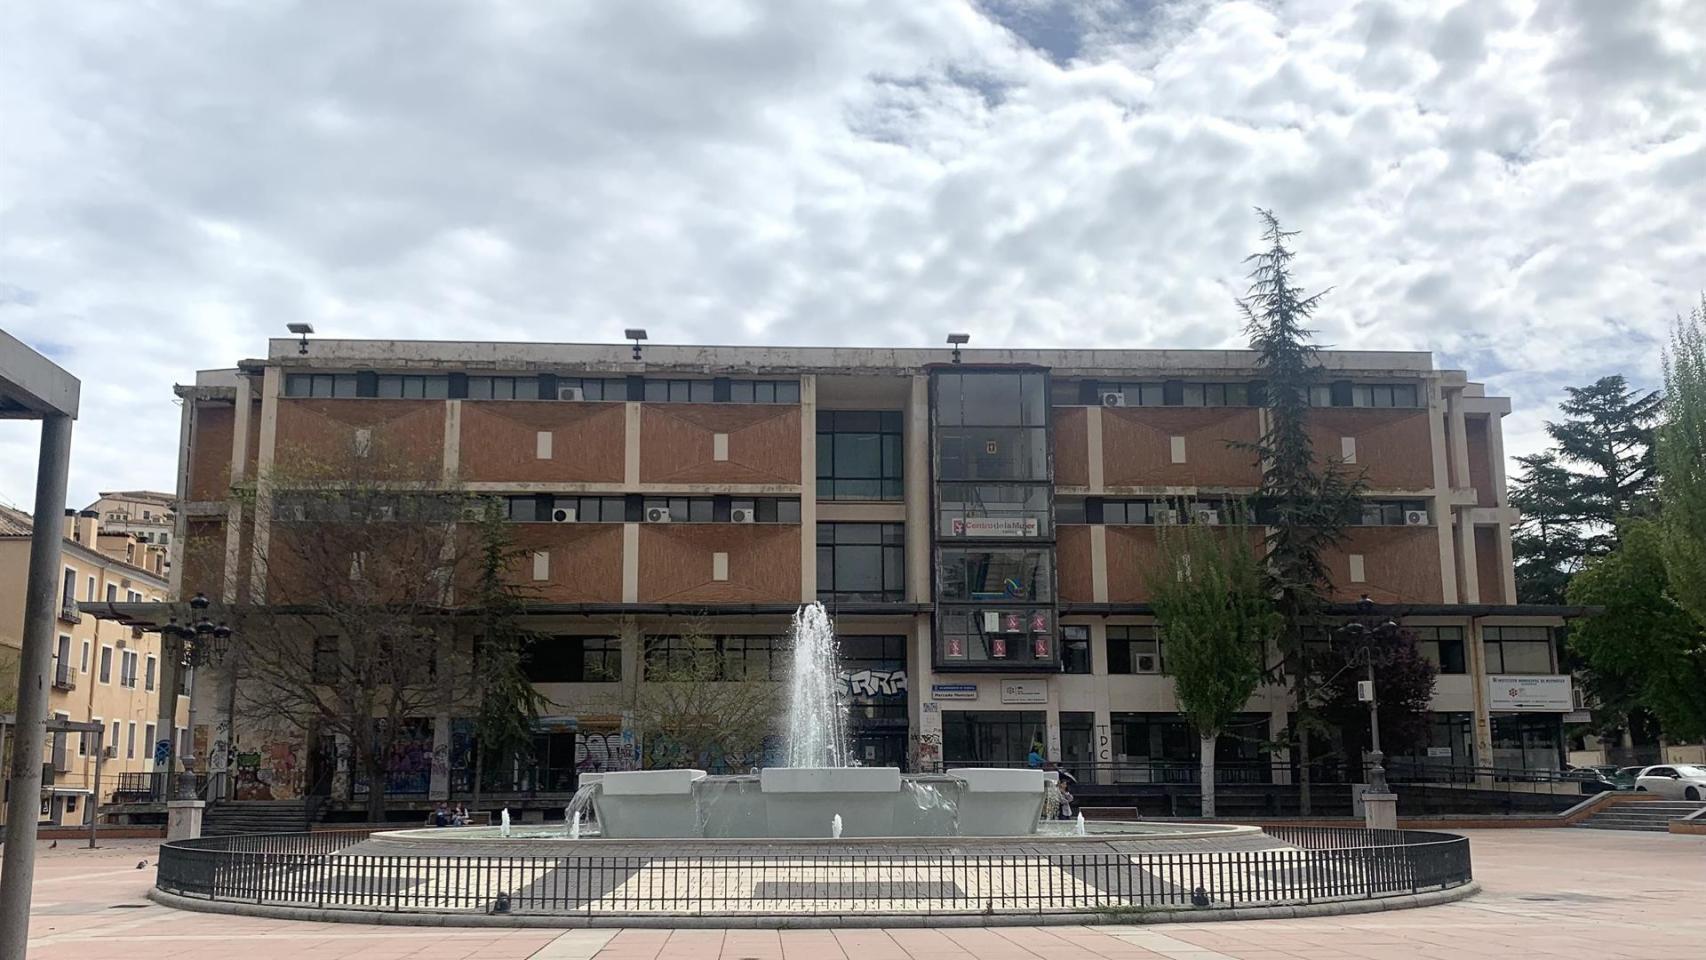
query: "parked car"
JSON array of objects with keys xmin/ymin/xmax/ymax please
[
  {"xmin": 1561, "ymin": 767, "xmax": 1620, "ymax": 794},
  {"xmin": 1633, "ymin": 764, "xmax": 1706, "ymax": 801}
]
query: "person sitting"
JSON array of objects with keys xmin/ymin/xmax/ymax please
[
  {"xmin": 432, "ymin": 802, "xmax": 450, "ymax": 827},
  {"xmin": 450, "ymin": 804, "xmax": 468, "ymax": 826}
]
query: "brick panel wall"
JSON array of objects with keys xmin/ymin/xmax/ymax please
[
  {"xmin": 636, "ymin": 524, "xmax": 800, "ymax": 603},
  {"xmin": 1056, "ymin": 524, "xmax": 1093, "ymax": 602},
  {"xmin": 1465, "ymin": 417, "xmax": 1496, "ymax": 506},
  {"xmin": 458, "ymin": 401, "xmax": 626, "ymax": 483},
  {"xmin": 1052, "ymin": 408, "xmax": 1089, "ymax": 487},
  {"xmin": 188, "ymin": 405, "xmax": 234, "ymax": 502},
  {"xmin": 1306, "ymin": 409, "xmax": 1434, "ymax": 491},
  {"xmin": 1475, "ymin": 526, "xmax": 1505, "ymax": 604},
  {"xmin": 1101, "ymin": 408, "xmax": 1260, "ymax": 488},
  {"xmin": 507, "ymin": 524, "xmax": 625, "ymax": 602},
  {"xmin": 1328, "ymin": 526, "xmax": 1444, "ymax": 602},
  {"xmin": 274, "ymin": 400, "xmax": 445, "ymax": 481},
  {"xmin": 639, "ymin": 405, "xmax": 802, "ymax": 485}
]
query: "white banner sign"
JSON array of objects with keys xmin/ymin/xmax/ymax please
[
  {"xmin": 951, "ymin": 517, "xmax": 1039, "ymax": 537},
  {"xmin": 932, "ymin": 683, "xmax": 979, "ymax": 701},
  {"xmin": 1001, "ymin": 679, "xmax": 1048, "ymax": 704},
  {"xmin": 1487, "ymin": 675, "xmax": 1573, "ymax": 712}
]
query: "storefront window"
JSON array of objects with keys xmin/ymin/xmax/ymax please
[
  {"xmin": 941, "ymin": 710, "xmax": 1046, "ymax": 765},
  {"xmin": 1491, "ymin": 714, "xmax": 1563, "ymax": 772},
  {"xmin": 937, "ymin": 607, "xmax": 1056, "ymax": 666}
]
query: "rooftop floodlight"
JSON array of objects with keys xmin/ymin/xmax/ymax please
[
  {"xmin": 946, "ymin": 332, "xmax": 970, "ymax": 363},
  {"xmin": 286, "ymin": 322, "xmax": 315, "ymax": 355},
  {"xmin": 625, "ymin": 328, "xmax": 648, "ymax": 361}
]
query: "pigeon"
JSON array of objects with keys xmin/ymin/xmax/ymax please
[
  {"xmin": 49, "ymin": 841, "xmax": 57, "ymax": 849},
  {"xmin": 137, "ymin": 860, "xmax": 147, "ymax": 869}
]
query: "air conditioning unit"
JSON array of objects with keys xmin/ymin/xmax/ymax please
[
  {"xmin": 103, "ymin": 746, "xmax": 117, "ymax": 759},
  {"xmin": 1404, "ymin": 510, "xmax": 1429, "ymax": 526},
  {"xmin": 1136, "ymin": 655, "xmax": 1157, "ymax": 673},
  {"xmin": 729, "ymin": 508, "xmax": 755, "ymax": 524},
  {"xmin": 550, "ymin": 507, "xmax": 577, "ymax": 523},
  {"xmin": 557, "ymin": 386, "xmax": 586, "ymax": 401},
  {"xmin": 115, "ymin": 638, "xmax": 127, "ymax": 650},
  {"xmin": 1154, "ymin": 509, "xmax": 1179, "ymax": 525},
  {"xmin": 1100, "ymin": 392, "xmax": 1127, "ymax": 407},
  {"xmin": 644, "ymin": 507, "xmax": 672, "ymax": 523},
  {"xmin": 1192, "ymin": 508, "xmax": 1221, "ymax": 525}
]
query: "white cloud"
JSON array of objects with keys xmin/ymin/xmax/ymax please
[{"xmin": 1, "ymin": 0, "xmax": 1703, "ymax": 507}]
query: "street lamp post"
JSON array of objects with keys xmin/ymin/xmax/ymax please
[{"xmin": 1341, "ymin": 596, "xmax": 1400, "ymax": 798}]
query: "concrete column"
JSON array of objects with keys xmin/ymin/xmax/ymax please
[
  {"xmin": 1456, "ymin": 511, "xmax": 1480, "ymax": 604},
  {"xmin": 798, "ymin": 374, "xmax": 817, "ymax": 602},
  {"xmin": 429, "ymin": 714, "xmax": 451, "ymax": 801},
  {"xmin": 1085, "ymin": 406, "xmax": 1104, "ymax": 493},
  {"xmin": 0, "ymin": 414, "xmax": 74, "ymax": 960},
  {"xmin": 1466, "ymin": 618, "xmax": 1494, "ymax": 778},
  {"xmin": 904, "ymin": 376, "xmax": 931, "ymax": 602},
  {"xmin": 1426, "ymin": 385, "xmax": 1458, "ymax": 604},
  {"xmin": 1089, "ymin": 526, "xmax": 1109, "ymax": 602},
  {"xmin": 248, "ymin": 366, "xmax": 282, "ymax": 603},
  {"xmin": 442, "ymin": 400, "xmax": 462, "ymax": 482},
  {"xmin": 1089, "ymin": 622, "xmax": 1113, "ymax": 786}
]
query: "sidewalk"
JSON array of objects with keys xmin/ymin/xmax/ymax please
[{"xmin": 11, "ymin": 828, "xmax": 1703, "ymax": 959}]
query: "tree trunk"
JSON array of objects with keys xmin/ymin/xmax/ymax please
[
  {"xmin": 472, "ymin": 739, "xmax": 485, "ymax": 818},
  {"xmin": 1297, "ymin": 726, "xmax": 1313, "ymax": 816},
  {"xmin": 1200, "ymin": 733, "xmax": 1218, "ymax": 819},
  {"xmin": 364, "ymin": 745, "xmax": 387, "ymax": 823}
]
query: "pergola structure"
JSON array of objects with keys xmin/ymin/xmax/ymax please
[{"xmin": 0, "ymin": 328, "xmax": 80, "ymax": 960}]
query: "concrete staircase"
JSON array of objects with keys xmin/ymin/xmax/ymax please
[
  {"xmin": 1575, "ymin": 799, "xmax": 1705, "ymax": 832},
  {"xmin": 202, "ymin": 799, "xmax": 310, "ymax": 836}
]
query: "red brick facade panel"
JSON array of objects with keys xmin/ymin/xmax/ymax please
[
  {"xmin": 507, "ymin": 524, "xmax": 625, "ymax": 602},
  {"xmin": 1465, "ymin": 417, "xmax": 1496, "ymax": 506},
  {"xmin": 180, "ymin": 520, "xmax": 227, "ymax": 598},
  {"xmin": 636, "ymin": 524, "xmax": 800, "ymax": 603},
  {"xmin": 639, "ymin": 405, "xmax": 802, "ymax": 485},
  {"xmin": 1103, "ymin": 525, "xmax": 1164, "ymax": 603},
  {"xmin": 274, "ymin": 400, "xmax": 445, "ymax": 481},
  {"xmin": 1329, "ymin": 527, "xmax": 1444, "ymax": 603},
  {"xmin": 1052, "ymin": 408, "xmax": 1089, "ymax": 488},
  {"xmin": 458, "ymin": 401, "xmax": 626, "ymax": 483},
  {"xmin": 1101, "ymin": 408, "xmax": 1260, "ymax": 489},
  {"xmin": 1475, "ymin": 526, "xmax": 1504, "ymax": 604},
  {"xmin": 1056, "ymin": 524, "xmax": 1094, "ymax": 601},
  {"xmin": 189, "ymin": 405, "xmax": 234, "ymax": 502},
  {"xmin": 1306, "ymin": 409, "xmax": 1434, "ymax": 491}
]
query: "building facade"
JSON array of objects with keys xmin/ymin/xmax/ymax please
[
  {"xmin": 156, "ymin": 339, "xmax": 1579, "ymax": 805},
  {"xmin": 0, "ymin": 506, "xmax": 183, "ymax": 824}
]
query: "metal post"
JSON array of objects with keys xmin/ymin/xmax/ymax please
[
  {"xmin": 89, "ymin": 727, "xmax": 103, "ymax": 850},
  {"xmin": 155, "ymin": 646, "xmax": 180, "ymax": 800},
  {"xmin": 0, "ymin": 413, "xmax": 74, "ymax": 960},
  {"xmin": 1366, "ymin": 656, "xmax": 1387, "ymax": 794}
]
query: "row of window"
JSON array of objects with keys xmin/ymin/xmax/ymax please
[
  {"xmin": 63, "ymin": 720, "xmax": 183, "ymax": 762},
  {"xmin": 1059, "ymin": 625, "xmax": 1547, "ymax": 677},
  {"xmin": 816, "ymin": 410, "xmax": 905, "ymax": 500},
  {"xmin": 817, "ymin": 523, "xmax": 906, "ymax": 602},
  {"xmin": 56, "ymin": 635, "xmax": 160, "ymax": 687},
  {"xmin": 518, "ymin": 634, "xmax": 910, "ymax": 685},
  {"xmin": 1056, "ymin": 380, "xmax": 1424, "ymax": 409},
  {"xmin": 504, "ymin": 495, "xmax": 803, "ymax": 524},
  {"xmin": 284, "ymin": 372, "xmax": 801, "ymax": 404},
  {"xmin": 61, "ymin": 568, "xmax": 149, "ymax": 605},
  {"xmin": 1053, "ymin": 499, "xmax": 1430, "ymax": 526}
]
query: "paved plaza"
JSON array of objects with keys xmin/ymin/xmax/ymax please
[{"xmin": 10, "ymin": 828, "xmax": 1702, "ymax": 959}]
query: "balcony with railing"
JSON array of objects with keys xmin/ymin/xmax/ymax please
[
  {"xmin": 57, "ymin": 597, "xmax": 81, "ymax": 623},
  {"xmin": 52, "ymin": 662, "xmax": 76, "ymax": 691}
]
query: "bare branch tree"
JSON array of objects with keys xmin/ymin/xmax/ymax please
[{"xmin": 619, "ymin": 624, "xmax": 780, "ymax": 772}]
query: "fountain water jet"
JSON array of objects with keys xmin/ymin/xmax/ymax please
[{"xmin": 784, "ymin": 602, "xmax": 849, "ymax": 768}]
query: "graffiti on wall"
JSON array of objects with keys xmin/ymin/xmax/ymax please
[
  {"xmin": 233, "ymin": 739, "xmax": 304, "ymax": 801},
  {"xmin": 840, "ymin": 668, "xmax": 908, "ymax": 698}
]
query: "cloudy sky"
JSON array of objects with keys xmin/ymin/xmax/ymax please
[{"xmin": 2, "ymin": 0, "xmax": 1702, "ymax": 509}]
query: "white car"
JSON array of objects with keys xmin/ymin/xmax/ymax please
[{"xmin": 1633, "ymin": 764, "xmax": 1706, "ymax": 801}]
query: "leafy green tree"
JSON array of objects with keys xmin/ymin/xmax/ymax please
[
  {"xmin": 1238, "ymin": 209, "xmax": 1366, "ymax": 813},
  {"xmin": 467, "ymin": 499, "xmax": 548, "ymax": 810},
  {"xmin": 1147, "ymin": 510, "xmax": 1279, "ymax": 818},
  {"xmin": 1544, "ymin": 376, "xmax": 1662, "ymax": 549},
  {"xmin": 1657, "ymin": 296, "xmax": 1706, "ymax": 631},
  {"xmin": 1509, "ymin": 452, "xmax": 1588, "ymax": 604},
  {"xmin": 1315, "ymin": 623, "xmax": 1438, "ymax": 766},
  {"xmin": 1567, "ymin": 520, "xmax": 1706, "ymax": 743}
]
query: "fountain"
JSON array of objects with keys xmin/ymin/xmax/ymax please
[{"xmin": 581, "ymin": 603, "xmax": 1051, "ymax": 839}]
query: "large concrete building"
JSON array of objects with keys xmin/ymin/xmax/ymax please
[
  {"xmin": 0, "ymin": 505, "xmax": 182, "ymax": 825},
  {"xmin": 146, "ymin": 338, "xmax": 1581, "ymax": 808}
]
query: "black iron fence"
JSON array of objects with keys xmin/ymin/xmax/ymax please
[
  {"xmin": 155, "ymin": 826, "xmax": 1471, "ymax": 917},
  {"xmin": 110, "ymin": 771, "xmax": 207, "ymax": 803}
]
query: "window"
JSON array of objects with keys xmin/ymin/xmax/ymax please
[
  {"xmin": 106, "ymin": 584, "xmax": 117, "ymax": 602},
  {"xmin": 1309, "ymin": 382, "xmax": 1422, "ymax": 408},
  {"xmin": 372, "ymin": 374, "xmax": 450, "ymax": 399},
  {"xmin": 1095, "ymin": 382, "xmax": 1164, "ymax": 406},
  {"xmin": 554, "ymin": 377, "xmax": 620, "ymax": 401},
  {"xmin": 284, "ymin": 373, "xmax": 360, "ymax": 398},
  {"xmin": 1356, "ymin": 500, "xmax": 1429, "ymax": 525},
  {"xmin": 505, "ymin": 495, "xmax": 626, "ymax": 523},
  {"xmin": 80, "ymin": 640, "xmax": 90, "ymax": 673},
  {"xmin": 581, "ymin": 637, "xmax": 622, "ymax": 682},
  {"xmin": 643, "ymin": 635, "xmax": 784, "ymax": 680},
  {"xmin": 1060, "ymin": 625, "xmax": 1092, "ymax": 674},
  {"xmin": 937, "ymin": 484, "xmax": 1051, "ymax": 537},
  {"xmin": 78, "ymin": 724, "xmax": 90, "ymax": 756},
  {"xmin": 120, "ymin": 651, "xmax": 139, "ymax": 688},
  {"xmin": 934, "ymin": 372, "xmax": 1050, "ymax": 481},
  {"xmin": 61, "ymin": 568, "xmax": 75, "ymax": 605},
  {"xmin": 521, "ymin": 637, "xmax": 622, "ymax": 683},
  {"xmin": 817, "ymin": 523, "xmax": 905, "ymax": 602},
  {"xmin": 638, "ymin": 496, "xmax": 800, "ymax": 523},
  {"xmin": 99, "ymin": 646, "xmax": 113, "ymax": 684},
  {"xmin": 1413, "ymin": 626, "xmax": 1467, "ymax": 674},
  {"xmin": 727, "ymin": 380, "xmax": 800, "ymax": 404},
  {"xmin": 126, "ymin": 590, "xmax": 141, "ymax": 603},
  {"xmin": 145, "ymin": 655, "xmax": 157, "ymax": 691},
  {"xmin": 1107, "ymin": 625, "xmax": 1163, "ymax": 674},
  {"xmin": 643, "ymin": 378, "xmax": 715, "ymax": 403},
  {"xmin": 938, "ymin": 549, "xmax": 1053, "ymax": 603},
  {"xmin": 1484, "ymin": 625, "xmax": 1555, "ymax": 674},
  {"xmin": 466, "ymin": 376, "xmax": 540, "ymax": 400},
  {"xmin": 86, "ymin": 575, "xmax": 96, "ymax": 601},
  {"xmin": 312, "ymin": 637, "xmax": 340, "ymax": 684},
  {"xmin": 110, "ymin": 720, "xmax": 120, "ymax": 752},
  {"xmin": 817, "ymin": 411, "xmax": 904, "ymax": 500},
  {"xmin": 144, "ymin": 724, "xmax": 155, "ymax": 762}
]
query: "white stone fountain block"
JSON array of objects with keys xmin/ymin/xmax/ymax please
[
  {"xmin": 590, "ymin": 769, "xmax": 706, "ymax": 837},
  {"xmin": 760, "ymin": 767, "xmax": 901, "ymax": 837},
  {"xmin": 947, "ymin": 768, "xmax": 1047, "ymax": 836}
]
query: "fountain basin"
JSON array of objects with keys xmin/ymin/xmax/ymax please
[
  {"xmin": 947, "ymin": 768, "xmax": 1047, "ymax": 836},
  {"xmin": 760, "ymin": 767, "xmax": 902, "ymax": 838},
  {"xmin": 587, "ymin": 768, "xmax": 705, "ymax": 839}
]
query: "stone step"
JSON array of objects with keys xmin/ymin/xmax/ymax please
[{"xmin": 1577, "ymin": 823, "xmax": 1671, "ymax": 832}]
